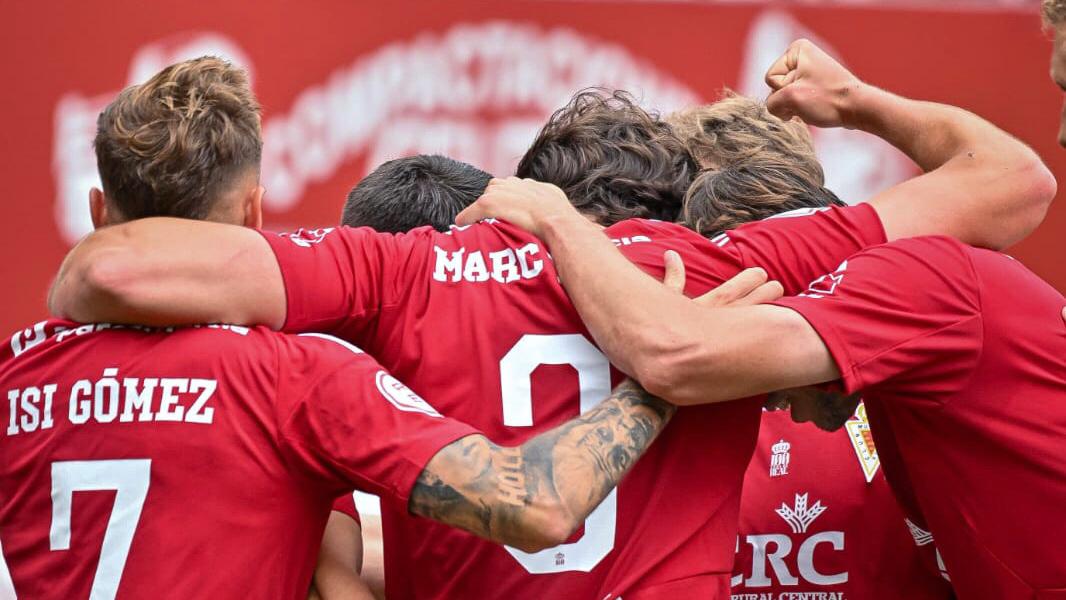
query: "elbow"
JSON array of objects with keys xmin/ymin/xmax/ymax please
[
  {"xmin": 1017, "ymin": 157, "xmax": 1057, "ymax": 232},
  {"xmin": 509, "ymin": 506, "xmax": 581, "ymax": 553},
  {"xmin": 52, "ymin": 242, "xmax": 141, "ymax": 321},
  {"xmin": 991, "ymin": 151, "xmax": 1057, "ymax": 249}
]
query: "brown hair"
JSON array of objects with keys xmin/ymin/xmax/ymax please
[
  {"xmin": 94, "ymin": 56, "xmax": 262, "ymax": 221},
  {"xmin": 516, "ymin": 89, "xmax": 697, "ymax": 225},
  {"xmin": 681, "ymin": 161, "xmax": 844, "ymax": 238},
  {"xmin": 1044, "ymin": 0, "xmax": 1066, "ymax": 26},
  {"xmin": 668, "ymin": 91, "xmax": 824, "ymax": 184}
]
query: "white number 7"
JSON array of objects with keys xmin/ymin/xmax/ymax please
[{"xmin": 50, "ymin": 459, "xmax": 151, "ymax": 600}]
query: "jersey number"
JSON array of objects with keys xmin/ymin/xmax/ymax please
[
  {"xmin": 500, "ymin": 334, "xmax": 614, "ymax": 574},
  {"xmin": 50, "ymin": 459, "xmax": 151, "ymax": 600}
]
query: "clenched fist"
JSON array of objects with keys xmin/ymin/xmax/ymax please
[{"xmin": 764, "ymin": 38, "xmax": 864, "ymax": 129}]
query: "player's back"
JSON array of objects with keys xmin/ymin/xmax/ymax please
[
  {"xmin": 261, "ymin": 205, "xmax": 891, "ymax": 599},
  {"xmin": 881, "ymin": 241, "xmax": 1066, "ymax": 597},
  {"xmin": 0, "ymin": 320, "xmax": 332, "ymax": 599}
]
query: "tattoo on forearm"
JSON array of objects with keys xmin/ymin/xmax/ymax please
[{"xmin": 408, "ymin": 380, "xmax": 675, "ymax": 549}]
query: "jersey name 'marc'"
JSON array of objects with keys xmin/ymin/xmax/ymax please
[{"xmin": 432, "ymin": 243, "xmax": 545, "ymax": 284}]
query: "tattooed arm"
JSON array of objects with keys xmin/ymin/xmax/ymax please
[{"xmin": 408, "ymin": 379, "xmax": 674, "ymax": 552}]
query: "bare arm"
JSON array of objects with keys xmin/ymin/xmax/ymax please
[
  {"xmin": 540, "ymin": 210, "xmax": 835, "ymax": 404},
  {"xmin": 310, "ymin": 512, "xmax": 377, "ymax": 600},
  {"xmin": 766, "ymin": 39, "xmax": 1056, "ymax": 249},
  {"xmin": 49, "ymin": 217, "xmax": 285, "ymax": 328},
  {"xmin": 408, "ymin": 380, "xmax": 675, "ymax": 552}
]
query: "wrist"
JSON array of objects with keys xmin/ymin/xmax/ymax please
[
  {"xmin": 838, "ymin": 81, "xmax": 880, "ymax": 130},
  {"xmin": 538, "ymin": 210, "xmax": 595, "ymax": 245}
]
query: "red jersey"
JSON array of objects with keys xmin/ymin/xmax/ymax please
[
  {"xmin": 258, "ymin": 204, "xmax": 887, "ymax": 600},
  {"xmin": 332, "ymin": 493, "xmax": 361, "ymax": 525},
  {"xmin": 774, "ymin": 236, "xmax": 1066, "ymax": 598},
  {"xmin": 732, "ymin": 407, "xmax": 954, "ymax": 599},
  {"xmin": 0, "ymin": 320, "xmax": 474, "ymax": 599}
]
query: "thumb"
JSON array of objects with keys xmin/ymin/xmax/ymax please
[
  {"xmin": 765, "ymin": 86, "xmax": 798, "ymax": 120},
  {"xmin": 662, "ymin": 250, "xmax": 686, "ymax": 293}
]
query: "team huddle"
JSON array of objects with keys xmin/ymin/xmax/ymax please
[{"xmin": 2, "ymin": 6, "xmax": 1066, "ymax": 600}]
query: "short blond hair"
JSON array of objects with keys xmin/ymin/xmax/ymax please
[
  {"xmin": 94, "ymin": 56, "xmax": 262, "ymax": 221},
  {"xmin": 667, "ymin": 91, "xmax": 824, "ymax": 185},
  {"xmin": 1044, "ymin": 0, "xmax": 1066, "ymax": 26},
  {"xmin": 668, "ymin": 91, "xmax": 840, "ymax": 236}
]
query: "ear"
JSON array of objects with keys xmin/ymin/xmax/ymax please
[
  {"xmin": 89, "ymin": 188, "xmax": 109, "ymax": 229},
  {"xmin": 242, "ymin": 185, "xmax": 265, "ymax": 229}
]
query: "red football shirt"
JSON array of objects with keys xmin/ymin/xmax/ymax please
[
  {"xmin": 332, "ymin": 493, "xmax": 361, "ymax": 525},
  {"xmin": 732, "ymin": 407, "xmax": 954, "ymax": 599},
  {"xmin": 0, "ymin": 320, "xmax": 474, "ymax": 599},
  {"xmin": 774, "ymin": 236, "xmax": 1066, "ymax": 598},
  {"xmin": 259, "ymin": 204, "xmax": 886, "ymax": 600}
]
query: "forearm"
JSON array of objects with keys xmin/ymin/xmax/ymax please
[
  {"xmin": 408, "ymin": 380, "xmax": 674, "ymax": 552},
  {"xmin": 847, "ymin": 85, "xmax": 1003, "ymax": 171},
  {"xmin": 537, "ymin": 213, "xmax": 706, "ymax": 385},
  {"xmin": 49, "ymin": 218, "xmax": 285, "ymax": 328},
  {"xmin": 533, "ymin": 214, "xmax": 838, "ymax": 404},
  {"xmin": 849, "ymin": 84, "xmax": 1055, "ymax": 248}
]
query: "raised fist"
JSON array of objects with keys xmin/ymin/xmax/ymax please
[{"xmin": 764, "ymin": 39, "xmax": 863, "ymax": 129}]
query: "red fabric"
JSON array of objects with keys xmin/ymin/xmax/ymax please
[
  {"xmin": 733, "ymin": 409, "xmax": 953, "ymax": 599},
  {"xmin": 775, "ymin": 236, "xmax": 1066, "ymax": 597},
  {"xmin": 258, "ymin": 205, "xmax": 885, "ymax": 600},
  {"xmin": 0, "ymin": 321, "xmax": 473, "ymax": 599},
  {"xmin": 332, "ymin": 493, "xmax": 360, "ymax": 526}
]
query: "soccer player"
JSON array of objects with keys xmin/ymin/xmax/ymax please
[
  {"xmin": 342, "ymin": 155, "xmax": 491, "ymax": 233},
  {"xmin": 457, "ymin": 40, "xmax": 1064, "ymax": 599},
  {"xmin": 670, "ymin": 95, "xmax": 952, "ymax": 597},
  {"xmin": 50, "ymin": 42, "xmax": 1051, "ymax": 599},
  {"xmin": 2, "ymin": 56, "xmax": 686, "ymax": 600}
]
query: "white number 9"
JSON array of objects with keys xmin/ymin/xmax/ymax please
[{"xmin": 499, "ymin": 334, "xmax": 615, "ymax": 574}]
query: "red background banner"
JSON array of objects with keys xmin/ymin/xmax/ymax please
[{"xmin": 2, "ymin": 1, "xmax": 1061, "ymax": 335}]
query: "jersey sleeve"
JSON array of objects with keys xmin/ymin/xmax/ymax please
[
  {"xmin": 726, "ymin": 204, "xmax": 887, "ymax": 294},
  {"xmin": 612, "ymin": 220, "xmax": 744, "ymax": 297},
  {"xmin": 272, "ymin": 332, "xmax": 478, "ymax": 502},
  {"xmin": 772, "ymin": 236, "xmax": 983, "ymax": 398},
  {"xmin": 257, "ymin": 226, "xmax": 424, "ymax": 335},
  {"xmin": 331, "ymin": 493, "xmax": 361, "ymax": 526}
]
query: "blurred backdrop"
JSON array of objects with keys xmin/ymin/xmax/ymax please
[{"xmin": 1, "ymin": 0, "xmax": 1060, "ymax": 336}]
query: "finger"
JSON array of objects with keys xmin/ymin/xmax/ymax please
[
  {"xmin": 694, "ymin": 267, "xmax": 769, "ymax": 307},
  {"xmin": 764, "ymin": 40, "xmax": 803, "ymax": 90},
  {"xmin": 661, "ymin": 250, "xmax": 686, "ymax": 293},
  {"xmin": 764, "ymin": 50, "xmax": 793, "ymax": 91},
  {"xmin": 455, "ymin": 202, "xmax": 487, "ymax": 226},
  {"xmin": 736, "ymin": 280, "xmax": 785, "ymax": 307},
  {"xmin": 1061, "ymin": 306, "xmax": 1066, "ymax": 326}
]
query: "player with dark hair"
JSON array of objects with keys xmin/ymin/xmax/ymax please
[
  {"xmin": 459, "ymin": 39, "xmax": 1063, "ymax": 599},
  {"xmin": 2, "ymin": 55, "xmax": 691, "ymax": 600},
  {"xmin": 343, "ymin": 155, "xmax": 491, "ymax": 232},
  {"xmin": 516, "ymin": 88, "xmax": 697, "ymax": 224}
]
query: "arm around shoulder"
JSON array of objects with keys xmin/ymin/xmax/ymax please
[{"xmin": 49, "ymin": 217, "xmax": 286, "ymax": 328}]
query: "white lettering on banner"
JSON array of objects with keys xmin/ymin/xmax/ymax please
[
  {"xmin": 52, "ymin": 25, "xmax": 698, "ymax": 243},
  {"xmin": 433, "ymin": 243, "xmax": 544, "ymax": 284},
  {"xmin": 5, "ymin": 368, "xmax": 218, "ymax": 436}
]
